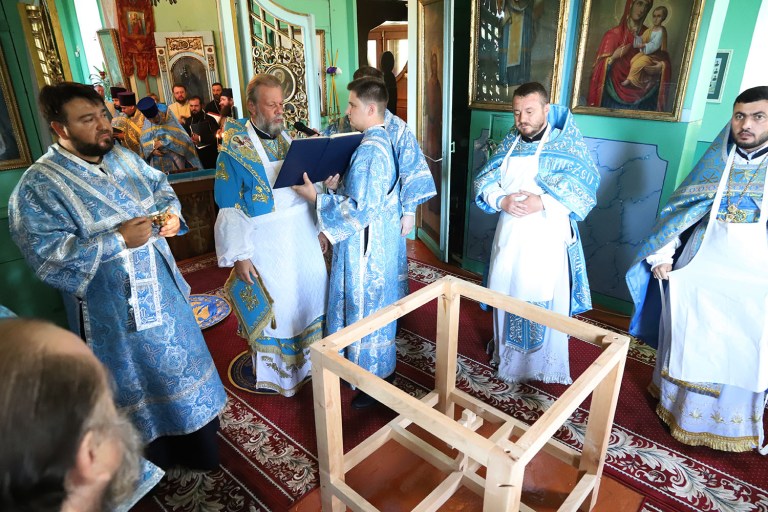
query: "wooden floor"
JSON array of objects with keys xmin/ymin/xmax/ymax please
[{"xmin": 290, "ymin": 239, "xmax": 642, "ymax": 511}]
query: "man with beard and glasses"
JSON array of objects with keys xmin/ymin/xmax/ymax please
[
  {"xmin": 205, "ymin": 81, "xmax": 224, "ymax": 115},
  {"xmin": 627, "ymin": 86, "xmax": 768, "ymax": 453},
  {"xmin": 0, "ymin": 318, "xmax": 159, "ymax": 512},
  {"xmin": 473, "ymin": 81, "xmax": 599, "ymax": 386},
  {"xmin": 9, "ymin": 82, "xmax": 226, "ymax": 471},
  {"xmin": 213, "ymin": 73, "xmax": 328, "ymax": 396},
  {"xmin": 183, "ymin": 95, "xmax": 220, "ymax": 169}
]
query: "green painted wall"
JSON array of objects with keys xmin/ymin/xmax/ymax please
[
  {"xmin": 693, "ymin": 0, "xmax": 763, "ymax": 163},
  {"xmin": 0, "ymin": 0, "xmax": 66, "ymax": 323}
]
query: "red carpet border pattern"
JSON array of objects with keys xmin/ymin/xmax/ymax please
[{"xmin": 135, "ymin": 256, "xmax": 768, "ymax": 512}]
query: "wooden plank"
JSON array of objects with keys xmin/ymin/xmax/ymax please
[
  {"xmin": 579, "ymin": 341, "xmax": 629, "ymax": 511},
  {"xmin": 558, "ymin": 474, "xmax": 597, "ymax": 512},
  {"xmin": 512, "ymin": 340, "xmax": 628, "ymax": 466},
  {"xmin": 310, "ymin": 350, "xmax": 346, "ymax": 512},
  {"xmin": 391, "ymin": 424, "xmax": 464, "ymax": 473},
  {"xmin": 412, "ymin": 471, "xmax": 465, "ymax": 512},
  {"xmin": 343, "ymin": 424, "xmax": 395, "ymax": 472},
  {"xmin": 453, "ymin": 279, "xmax": 620, "ymax": 346},
  {"xmin": 318, "ymin": 278, "xmax": 449, "ymax": 352},
  {"xmin": 483, "ymin": 446, "xmax": 522, "ymax": 512},
  {"xmin": 318, "ymin": 349, "xmax": 499, "ymax": 464},
  {"xmin": 451, "ymin": 389, "xmax": 519, "ymax": 425},
  {"xmin": 330, "ymin": 478, "xmax": 379, "ymax": 512},
  {"xmin": 435, "ymin": 288, "xmax": 461, "ymax": 415}
]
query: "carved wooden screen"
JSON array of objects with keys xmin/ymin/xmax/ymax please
[
  {"xmin": 247, "ymin": 2, "xmax": 310, "ymax": 128},
  {"xmin": 23, "ymin": 3, "xmax": 66, "ymax": 86}
]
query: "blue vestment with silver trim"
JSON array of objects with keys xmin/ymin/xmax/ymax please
[
  {"xmin": 9, "ymin": 144, "xmax": 226, "ymax": 444},
  {"xmin": 318, "ymin": 126, "xmax": 401, "ymax": 378}
]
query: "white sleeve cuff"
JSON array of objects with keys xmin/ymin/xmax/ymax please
[
  {"xmin": 483, "ymin": 188, "xmax": 506, "ymax": 212},
  {"xmin": 646, "ymin": 237, "xmax": 681, "ymax": 269}
]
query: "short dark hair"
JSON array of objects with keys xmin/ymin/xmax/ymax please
[
  {"xmin": 512, "ymin": 82, "xmax": 550, "ymax": 103},
  {"xmin": 188, "ymin": 95, "xmax": 203, "ymax": 104},
  {"xmin": 212, "ymin": 82, "xmax": 223, "ymax": 88},
  {"xmin": 0, "ymin": 320, "xmax": 103, "ymax": 512},
  {"xmin": 353, "ymin": 66, "xmax": 384, "ymax": 81},
  {"xmin": 172, "ymin": 83, "xmax": 186, "ymax": 91},
  {"xmin": 734, "ymin": 86, "xmax": 768, "ymax": 106},
  {"xmin": 347, "ymin": 77, "xmax": 388, "ymax": 113},
  {"xmin": 39, "ymin": 82, "xmax": 104, "ymax": 125}
]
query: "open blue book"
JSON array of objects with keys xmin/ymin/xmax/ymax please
[{"xmin": 273, "ymin": 132, "xmax": 363, "ymax": 189}]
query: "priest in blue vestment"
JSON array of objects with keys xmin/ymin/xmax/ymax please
[
  {"xmin": 627, "ymin": 86, "xmax": 768, "ymax": 453},
  {"xmin": 474, "ymin": 82, "xmax": 599, "ymax": 385},
  {"xmin": 295, "ymin": 77, "xmax": 401, "ymax": 409},
  {"xmin": 9, "ymin": 82, "xmax": 226, "ymax": 471},
  {"xmin": 136, "ymin": 96, "xmax": 202, "ymax": 174}
]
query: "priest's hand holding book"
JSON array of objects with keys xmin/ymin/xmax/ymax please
[{"xmin": 293, "ymin": 172, "xmax": 341, "ymax": 203}]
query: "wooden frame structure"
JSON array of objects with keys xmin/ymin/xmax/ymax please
[{"xmin": 311, "ymin": 276, "xmax": 630, "ymax": 511}]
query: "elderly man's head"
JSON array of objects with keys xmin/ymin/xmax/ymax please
[
  {"xmin": 246, "ymin": 75, "xmax": 285, "ymax": 136},
  {"xmin": 0, "ymin": 319, "xmax": 141, "ymax": 512}
]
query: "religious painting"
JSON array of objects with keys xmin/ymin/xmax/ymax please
[
  {"xmin": 0, "ymin": 48, "xmax": 32, "ymax": 171},
  {"xmin": 116, "ymin": 0, "xmax": 158, "ymax": 81},
  {"xmin": 707, "ymin": 49, "xmax": 732, "ymax": 103},
  {"xmin": 170, "ymin": 56, "xmax": 208, "ymax": 104},
  {"xmin": 126, "ymin": 11, "xmax": 146, "ymax": 36},
  {"xmin": 417, "ymin": 0, "xmax": 444, "ymax": 248},
  {"xmin": 572, "ymin": 0, "xmax": 705, "ymax": 121},
  {"xmin": 97, "ymin": 29, "xmax": 126, "ymax": 89},
  {"xmin": 469, "ymin": 0, "xmax": 570, "ymax": 110}
]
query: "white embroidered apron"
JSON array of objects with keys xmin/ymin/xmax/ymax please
[
  {"xmin": 246, "ymin": 126, "xmax": 326, "ymax": 339},
  {"xmin": 668, "ymin": 148, "xmax": 768, "ymax": 392},
  {"xmin": 488, "ymin": 126, "xmax": 569, "ymax": 302}
]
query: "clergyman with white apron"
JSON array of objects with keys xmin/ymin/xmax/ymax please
[
  {"xmin": 626, "ymin": 85, "xmax": 768, "ymax": 453},
  {"xmin": 213, "ymin": 74, "xmax": 328, "ymax": 397},
  {"xmin": 474, "ymin": 82, "xmax": 600, "ymax": 385}
]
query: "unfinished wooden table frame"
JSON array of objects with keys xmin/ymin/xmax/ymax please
[{"xmin": 311, "ymin": 276, "xmax": 629, "ymax": 512}]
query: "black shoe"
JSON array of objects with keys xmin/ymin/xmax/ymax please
[{"xmin": 351, "ymin": 391, "xmax": 378, "ymax": 409}]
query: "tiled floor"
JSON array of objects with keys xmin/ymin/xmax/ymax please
[{"xmin": 290, "ymin": 239, "xmax": 644, "ymax": 511}]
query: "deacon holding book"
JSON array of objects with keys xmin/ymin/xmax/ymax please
[
  {"xmin": 213, "ymin": 74, "xmax": 329, "ymax": 396},
  {"xmin": 324, "ymin": 65, "xmax": 436, "ymax": 298},
  {"xmin": 294, "ymin": 78, "xmax": 401, "ymax": 409}
]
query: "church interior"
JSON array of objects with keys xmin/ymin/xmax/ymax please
[{"xmin": 1, "ymin": 0, "xmax": 768, "ymax": 510}]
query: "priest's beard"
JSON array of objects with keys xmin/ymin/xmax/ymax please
[
  {"xmin": 254, "ymin": 111, "xmax": 283, "ymax": 137},
  {"xmin": 736, "ymin": 130, "xmax": 768, "ymax": 151},
  {"xmin": 66, "ymin": 129, "xmax": 114, "ymax": 158},
  {"xmin": 100, "ymin": 414, "xmax": 142, "ymax": 510}
]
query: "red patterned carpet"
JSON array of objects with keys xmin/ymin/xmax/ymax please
[{"xmin": 132, "ymin": 254, "xmax": 768, "ymax": 512}]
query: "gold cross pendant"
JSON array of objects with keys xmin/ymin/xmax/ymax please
[{"xmin": 725, "ymin": 204, "xmax": 747, "ymax": 223}]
